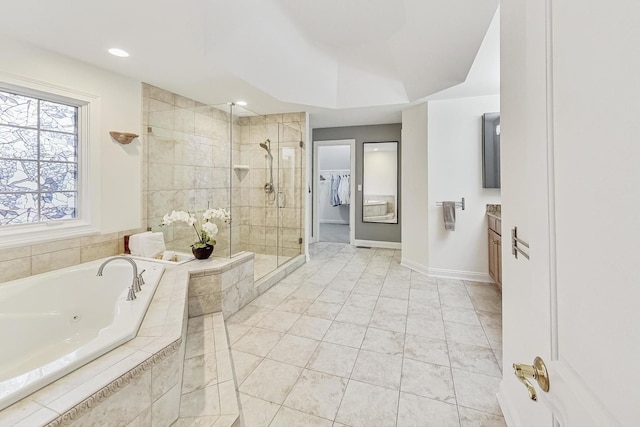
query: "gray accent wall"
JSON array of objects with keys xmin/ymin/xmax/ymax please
[{"xmin": 313, "ymin": 124, "xmax": 402, "ymax": 243}]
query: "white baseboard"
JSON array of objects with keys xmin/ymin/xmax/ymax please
[
  {"xmin": 319, "ymin": 219, "xmax": 350, "ymax": 225},
  {"xmin": 353, "ymin": 239, "xmax": 402, "ymax": 250},
  {"xmin": 400, "ymin": 259, "xmax": 429, "ymax": 276},
  {"xmin": 400, "ymin": 259, "xmax": 493, "ymax": 283},
  {"xmin": 427, "ymin": 268, "xmax": 493, "ymax": 283}
]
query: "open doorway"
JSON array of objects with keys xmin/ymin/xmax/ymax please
[{"xmin": 313, "ymin": 139, "xmax": 356, "ymax": 244}]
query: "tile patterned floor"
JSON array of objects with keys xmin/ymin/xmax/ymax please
[
  {"xmin": 319, "ymin": 223, "xmax": 350, "ymax": 243},
  {"xmin": 227, "ymin": 242, "xmax": 505, "ymax": 427}
]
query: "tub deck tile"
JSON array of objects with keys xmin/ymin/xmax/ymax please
[
  {"xmin": 12, "ymin": 405, "xmax": 59, "ymax": 427},
  {"xmin": 29, "ymin": 345, "xmax": 139, "ymax": 407},
  {"xmin": 173, "ymin": 312, "xmax": 239, "ymax": 427},
  {"xmin": 0, "ymin": 251, "xmax": 284, "ymax": 427},
  {"xmin": 0, "ymin": 398, "xmax": 55, "ymax": 426}
]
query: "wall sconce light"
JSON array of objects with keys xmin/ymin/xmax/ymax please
[{"xmin": 109, "ymin": 131, "xmax": 139, "ymax": 144}]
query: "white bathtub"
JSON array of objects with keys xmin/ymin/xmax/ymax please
[{"xmin": 0, "ymin": 257, "xmax": 164, "ymax": 411}]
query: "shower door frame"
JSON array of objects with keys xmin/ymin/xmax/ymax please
[{"xmin": 275, "ymin": 122, "xmax": 305, "ymax": 268}]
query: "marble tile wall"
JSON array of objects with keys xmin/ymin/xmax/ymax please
[
  {"xmin": 143, "ymin": 84, "xmax": 232, "ymax": 257},
  {"xmin": 187, "ymin": 254, "xmax": 255, "ymax": 318},
  {"xmin": 0, "ymin": 228, "xmax": 146, "ymax": 283},
  {"xmin": 143, "ymin": 84, "xmax": 306, "ymax": 261},
  {"xmin": 65, "ymin": 339, "xmax": 186, "ymax": 427}
]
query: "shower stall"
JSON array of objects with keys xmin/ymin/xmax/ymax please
[{"xmin": 142, "ymin": 84, "xmax": 305, "ymax": 281}]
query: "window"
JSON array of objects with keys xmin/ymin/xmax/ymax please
[
  {"xmin": 0, "ymin": 79, "xmax": 99, "ymax": 249},
  {"xmin": 0, "ymin": 89, "xmax": 79, "ymax": 226}
]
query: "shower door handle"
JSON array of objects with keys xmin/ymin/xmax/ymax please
[{"xmin": 277, "ymin": 192, "xmax": 286, "ymax": 208}]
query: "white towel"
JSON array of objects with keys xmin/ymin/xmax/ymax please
[
  {"xmin": 139, "ymin": 232, "xmax": 167, "ymax": 258},
  {"xmin": 128, "ymin": 231, "xmax": 152, "ymax": 256},
  {"xmin": 443, "ymin": 201, "xmax": 456, "ymax": 231}
]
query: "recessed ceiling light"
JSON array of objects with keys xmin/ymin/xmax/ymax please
[
  {"xmin": 236, "ymin": 101, "xmax": 247, "ymax": 106},
  {"xmin": 108, "ymin": 48, "xmax": 129, "ymax": 58}
]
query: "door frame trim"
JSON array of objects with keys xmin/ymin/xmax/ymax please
[{"xmin": 312, "ymin": 139, "xmax": 356, "ymax": 245}]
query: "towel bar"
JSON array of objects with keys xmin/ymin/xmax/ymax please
[
  {"xmin": 512, "ymin": 227, "xmax": 531, "ymax": 260},
  {"xmin": 436, "ymin": 197, "xmax": 465, "ymax": 211}
]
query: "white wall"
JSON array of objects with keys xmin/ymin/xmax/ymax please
[
  {"xmin": 318, "ymin": 145, "xmax": 350, "ymax": 224},
  {"xmin": 427, "ymin": 95, "xmax": 501, "ymax": 279},
  {"xmin": 401, "ymin": 95, "xmax": 501, "ymax": 281},
  {"xmin": 318, "ymin": 145, "xmax": 350, "ymax": 170},
  {"xmin": 0, "ymin": 34, "xmax": 142, "ymax": 234},
  {"xmin": 401, "ymin": 103, "xmax": 429, "ymax": 270}
]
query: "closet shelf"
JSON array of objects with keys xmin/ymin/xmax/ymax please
[{"xmin": 233, "ymin": 164, "xmax": 250, "ymax": 171}]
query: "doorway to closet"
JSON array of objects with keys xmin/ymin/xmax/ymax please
[{"xmin": 313, "ymin": 139, "xmax": 355, "ymax": 244}]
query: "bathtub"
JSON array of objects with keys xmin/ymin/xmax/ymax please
[
  {"xmin": 0, "ymin": 257, "xmax": 164, "ymax": 411},
  {"xmin": 363, "ymin": 200, "xmax": 388, "ymax": 218}
]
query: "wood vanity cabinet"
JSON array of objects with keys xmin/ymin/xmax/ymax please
[{"xmin": 488, "ymin": 215, "xmax": 502, "ymax": 290}]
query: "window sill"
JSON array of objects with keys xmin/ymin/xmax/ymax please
[{"xmin": 0, "ymin": 221, "xmax": 100, "ymax": 250}]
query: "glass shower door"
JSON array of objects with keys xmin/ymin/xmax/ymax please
[
  {"xmin": 225, "ymin": 109, "xmax": 305, "ymax": 280},
  {"xmin": 277, "ymin": 119, "xmax": 304, "ymax": 267}
]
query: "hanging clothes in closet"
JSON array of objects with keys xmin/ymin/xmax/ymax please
[
  {"xmin": 330, "ymin": 173, "xmax": 342, "ymax": 207},
  {"xmin": 322, "ymin": 170, "xmax": 350, "ymax": 207},
  {"xmin": 338, "ymin": 174, "xmax": 350, "ymax": 205}
]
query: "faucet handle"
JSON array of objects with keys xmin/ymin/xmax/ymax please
[
  {"xmin": 137, "ymin": 269, "xmax": 146, "ymax": 286},
  {"xmin": 126, "ymin": 286, "xmax": 137, "ymax": 301},
  {"xmin": 132, "ymin": 276, "xmax": 142, "ymax": 293}
]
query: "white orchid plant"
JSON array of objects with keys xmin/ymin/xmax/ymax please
[{"xmin": 161, "ymin": 208, "xmax": 230, "ymax": 248}]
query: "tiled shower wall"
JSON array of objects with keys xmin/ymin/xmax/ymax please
[
  {"xmin": 143, "ymin": 84, "xmax": 234, "ymax": 256},
  {"xmin": 234, "ymin": 114, "xmax": 305, "ymax": 258},
  {"xmin": 144, "ymin": 84, "xmax": 305, "ymax": 259}
]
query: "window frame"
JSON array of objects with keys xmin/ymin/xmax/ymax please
[{"xmin": 0, "ymin": 76, "xmax": 100, "ymax": 249}]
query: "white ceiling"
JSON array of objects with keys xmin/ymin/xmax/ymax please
[{"xmin": 0, "ymin": 0, "xmax": 499, "ymax": 128}]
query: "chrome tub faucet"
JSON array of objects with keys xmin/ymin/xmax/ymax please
[{"xmin": 96, "ymin": 256, "xmax": 141, "ymax": 301}]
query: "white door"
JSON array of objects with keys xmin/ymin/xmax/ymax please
[{"xmin": 499, "ymin": 0, "xmax": 640, "ymax": 426}]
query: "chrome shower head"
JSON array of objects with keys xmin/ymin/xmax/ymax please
[
  {"xmin": 259, "ymin": 139, "xmax": 272, "ymax": 155},
  {"xmin": 259, "ymin": 139, "xmax": 270, "ymax": 149}
]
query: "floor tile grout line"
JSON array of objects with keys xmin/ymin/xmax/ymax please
[
  {"xmin": 396, "ymin": 253, "xmax": 410, "ymax": 427},
  {"xmin": 437, "ymin": 278, "xmax": 464, "ymax": 426},
  {"xmin": 462, "ymin": 280, "xmax": 502, "ymax": 373},
  {"xmin": 330, "ymin": 249, "xmax": 382, "ymax": 425},
  {"xmin": 210, "ymin": 321, "xmax": 223, "ymax": 423}
]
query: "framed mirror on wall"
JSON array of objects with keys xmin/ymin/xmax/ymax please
[
  {"xmin": 482, "ymin": 112, "xmax": 501, "ymax": 188},
  {"xmin": 362, "ymin": 141, "xmax": 398, "ymax": 224}
]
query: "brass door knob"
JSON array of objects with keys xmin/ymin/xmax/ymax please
[{"xmin": 513, "ymin": 356, "xmax": 550, "ymax": 401}]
